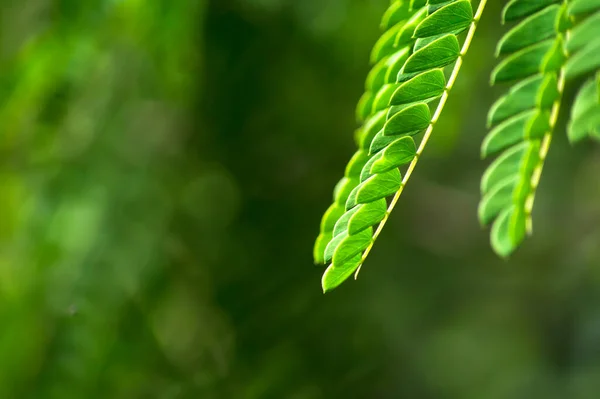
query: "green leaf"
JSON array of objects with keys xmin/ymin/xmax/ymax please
[
  {"xmin": 413, "ymin": 33, "xmax": 447, "ymax": 52},
  {"xmin": 565, "ymin": 40, "xmax": 600, "ymax": 80},
  {"xmin": 567, "ymin": 11, "xmax": 600, "ymax": 54},
  {"xmin": 481, "ymin": 141, "xmax": 540, "ymax": 195},
  {"xmin": 481, "ymin": 110, "xmax": 550, "ymax": 157},
  {"xmin": 322, "ymin": 255, "xmax": 362, "ymax": 293},
  {"xmin": 393, "ymin": 7, "xmax": 428, "ymax": 47},
  {"xmin": 398, "ymin": 34, "xmax": 460, "ymax": 80},
  {"xmin": 359, "ymin": 155, "xmax": 380, "ymax": 182},
  {"xmin": 323, "ymin": 230, "xmax": 345, "ymax": 263},
  {"xmin": 383, "ymin": 103, "xmax": 431, "ymax": 136},
  {"xmin": 380, "ymin": 1, "xmax": 411, "ymax": 30},
  {"xmin": 369, "ymin": 129, "xmax": 401, "ymax": 155},
  {"xmin": 568, "ymin": 78, "xmax": 600, "ymax": 143},
  {"xmin": 414, "ymin": 0, "xmax": 473, "ymax": 38},
  {"xmin": 491, "ymin": 39, "xmax": 557, "ymax": 83},
  {"xmin": 332, "ymin": 206, "xmax": 359, "ymax": 237},
  {"xmin": 487, "ymin": 76, "xmax": 541, "ymax": 127},
  {"xmin": 370, "ymin": 23, "xmax": 407, "ymax": 65},
  {"xmin": 366, "ymin": 57, "xmax": 391, "ymax": 92},
  {"xmin": 345, "ymin": 150, "xmax": 369, "ymax": 177},
  {"xmin": 345, "ymin": 185, "xmax": 361, "ymax": 211},
  {"xmin": 491, "ymin": 205, "xmax": 527, "ymax": 258},
  {"xmin": 568, "ymin": 105, "xmax": 600, "ymax": 143},
  {"xmin": 487, "ymin": 74, "xmax": 558, "ymax": 127},
  {"xmin": 502, "ymin": 0, "xmax": 559, "ymax": 23},
  {"xmin": 390, "ymin": 68, "xmax": 446, "ymax": 106},
  {"xmin": 569, "ymin": 0, "xmax": 600, "ymax": 15},
  {"xmin": 370, "ymin": 136, "xmax": 417, "ymax": 173},
  {"xmin": 341, "ymin": 168, "xmax": 401, "ymax": 212},
  {"xmin": 496, "ymin": 5, "xmax": 560, "ymax": 55},
  {"xmin": 333, "ymin": 176, "xmax": 359, "ymax": 205},
  {"xmin": 331, "ymin": 227, "xmax": 373, "ymax": 267},
  {"xmin": 358, "ymin": 110, "xmax": 388, "ymax": 150},
  {"xmin": 320, "ymin": 202, "xmax": 346, "ymax": 233},
  {"xmin": 356, "ymin": 91, "xmax": 374, "ymax": 123},
  {"xmin": 313, "ymin": 232, "xmax": 332, "ymax": 264},
  {"xmin": 366, "ymin": 47, "xmax": 410, "ymax": 92},
  {"xmin": 478, "ymin": 176, "xmax": 520, "ymax": 225},
  {"xmin": 347, "ymin": 199, "xmax": 388, "ymax": 235},
  {"xmin": 355, "ymin": 168, "xmax": 402, "ymax": 204},
  {"xmin": 384, "ymin": 47, "xmax": 412, "ymax": 83},
  {"xmin": 371, "ymin": 83, "xmax": 401, "ymax": 113},
  {"xmin": 410, "ymin": 0, "xmax": 427, "ymax": 11},
  {"xmin": 353, "ymin": 127, "xmax": 363, "ymax": 147},
  {"xmin": 571, "ymin": 78, "xmax": 598, "ymax": 121}
]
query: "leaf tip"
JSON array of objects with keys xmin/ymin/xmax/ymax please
[
  {"xmin": 480, "ymin": 145, "xmax": 488, "ymax": 160},
  {"xmin": 321, "ymin": 266, "xmax": 337, "ymax": 294},
  {"xmin": 494, "ymin": 43, "xmax": 502, "ymax": 58},
  {"xmin": 491, "ymin": 239, "xmax": 514, "ymax": 260}
]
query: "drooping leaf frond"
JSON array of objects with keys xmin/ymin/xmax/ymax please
[
  {"xmin": 480, "ymin": 0, "xmax": 600, "ymax": 258},
  {"xmin": 314, "ymin": 0, "xmax": 487, "ymax": 293},
  {"xmin": 312, "ymin": 2, "xmax": 424, "ymax": 268}
]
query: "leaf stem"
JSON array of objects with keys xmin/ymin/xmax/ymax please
[
  {"xmin": 524, "ymin": 18, "xmax": 570, "ymax": 234},
  {"xmin": 355, "ymin": 0, "xmax": 488, "ymax": 279}
]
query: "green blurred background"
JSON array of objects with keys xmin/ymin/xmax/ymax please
[{"xmin": 1, "ymin": 0, "xmax": 600, "ymax": 398}]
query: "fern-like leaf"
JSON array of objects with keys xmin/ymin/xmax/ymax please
[
  {"xmin": 314, "ymin": 0, "xmax": 487, "ymax": 293},
  {"xmin": 480, "ymin": 0, "xmax": 600, "ymax": 258}
]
